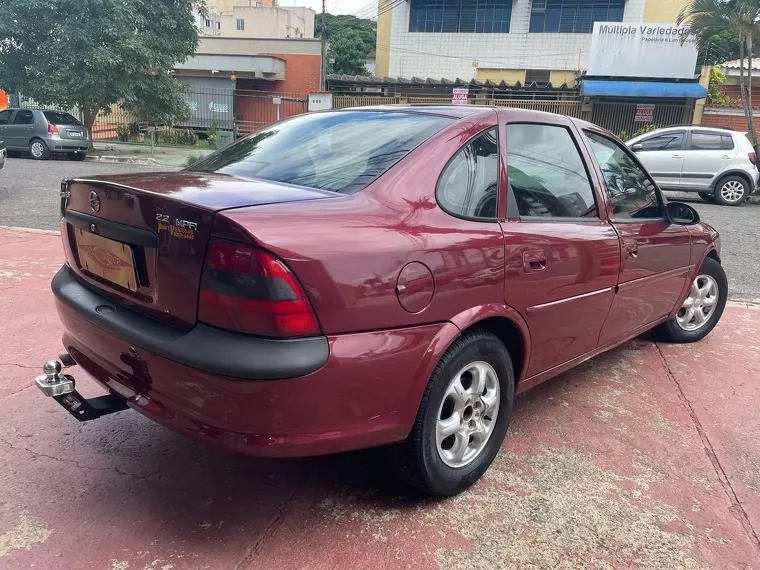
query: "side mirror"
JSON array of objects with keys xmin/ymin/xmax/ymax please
[
  {"xmin": 666, "ymin": 201, "xmax": 700, "ymax": 225},
  {"xmin": 631, "ymin": 143, "xmax": 643, "ymax": 152}
]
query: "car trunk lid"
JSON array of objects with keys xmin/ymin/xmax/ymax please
[{"xmin": 60, "ymin": 172, "xmax": 335, "ymax": 328}]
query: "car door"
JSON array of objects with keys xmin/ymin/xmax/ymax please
[
  {"xmin": 681, "ymin": 130, "xmax": 737, "ymax": 189},
  {"xmin": 630, "ymin": 130, "xmax": 686, "ymax": 189},
  {"xmin": 6, "ymin": 110, "xmax": 35, "ymax": 150},
  {"xmin": 583, "ymin": 130, "xmax": 692, "ymax": 345},
  {"xmin": 500, "ymin": 119, "xmax": 621, "ymax": 378}
]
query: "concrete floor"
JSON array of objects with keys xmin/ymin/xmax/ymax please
[{"xmin": 1, "ymin": 228, "xmax": 759, "ymax": 569}]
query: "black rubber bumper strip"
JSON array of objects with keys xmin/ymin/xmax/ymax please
[
  {"xmin": 52, "ymin": 265, "xmax": 329, "ymax": 380},
  {"xmin": 65, "ymin": 210, "xmax": 158, "ymax": 248}
]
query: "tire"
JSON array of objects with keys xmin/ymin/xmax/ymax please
[
  {"xmin": 29, "ymin": 139, "xmax": 50, "ymax": 160},
  {"xmin": 393, "ymin": 329, "xmax": 515, "ymax": 496},
  {"xmin": 655, "ymin": 257, "xmax": 728, "ymax": 343},
  {"xmin": 70, "ymin": 153, "xmax": 87, "ymax": 161},
  {"xmin": 698, "ymin": 192, "xmax": 715, "ymax": 202},
  {"xmin": 714, "ymin": 175, "xmax": 749, "ymax": 206}
]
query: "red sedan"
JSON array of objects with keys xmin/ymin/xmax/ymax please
[{"xmin": 37, "ymin": 107, "xmax": 726, "ymax": 496}]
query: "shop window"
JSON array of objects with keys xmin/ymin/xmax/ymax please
[
  {"xmin": 529, "ymin": 0, "xmax": 624, "ymax": 34},
  {"xmin": 409, "ymin": 0, "xmax": 513, "ymax": 33}
]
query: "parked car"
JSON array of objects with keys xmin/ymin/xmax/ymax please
[
  {"xmin": 36, "ymin": 107, "xmax": 726, "ymax": 496},
  {"xmin": 627, "ymin": 125, "xmax": 758, "ymax": 206},
  {"xmin": 0, "ymin": 140, "xmax": 5, "ymax": 170},
  {"xmin": 0, "ymin": 108, "xmax": 89, "ymax": 160}
]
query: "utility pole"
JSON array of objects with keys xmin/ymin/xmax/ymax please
[{"xmin": 321, "ymin": 0, "xmax": 327, "ymax": 90}]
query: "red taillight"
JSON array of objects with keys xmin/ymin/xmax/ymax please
[
  {"xmin": 749, "ymin": 152, "xmax": 756, "ymax": 164},
  {"xmin": 47, "ymin": 123, "xmax": 59, "ymax": 134},
  {"xmin": 198, "ymin": 239, "xmax": 320, "ymax": 338}
]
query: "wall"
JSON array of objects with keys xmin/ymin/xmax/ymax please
[
  {"xmin": 642, "ymin": 0, "xmax": 687, "ymax": 23},
  {"xmin": 196, "ymin": 37, "xmax": 322, "ymax": 56},
  {"xmin": 207, "ymin": 0, "xmax": 276, "ymax": 12},
  {"xmin": 375, "ymin": 0, "xmax": 393, "ymax": 76},
  {"xmin": 220, "ymin": 6, "xmax": 315, "ymax": 39},
  {"xmin": 702, "ymin": 109, "xmax": 760, "ymax": 135}
]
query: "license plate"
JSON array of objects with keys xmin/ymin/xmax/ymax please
[
  {"xmin": 75, "ymin": 229, "xmax": 138, "ymax": 291},
  {"xmin": 70, "ymin": 132, "xmax": 83, "ymax": 137}
]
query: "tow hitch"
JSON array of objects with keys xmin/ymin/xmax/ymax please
[{"xmin": 35, "ymin": 357, "xmax": 129, "ymax": 422}]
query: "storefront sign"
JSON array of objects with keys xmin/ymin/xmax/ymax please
[
  {"xmin": 635, "ymin": 104, "xmax": 655, "ymax": 122},
  {"xmin": 587, "ymin": 22, "xmax": 698, "ymax": 80},
  {"xmin": 452, "ymin": 87, "xmax": 468, "ymax": 105}
]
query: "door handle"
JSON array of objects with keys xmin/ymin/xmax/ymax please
[
  {"xmin": 721, "ymin": 155, "xmax": 731, "ymax": 159},
  {"xmin": 523, "ymin": 250, "xmax": 547, "ymax": 272},
  {"xmin": 623, "ymin": 239, "xmax": 638, "ymax": 258},
  {"xmin": 672, "ymin": 154, "xmax": 683, "ymax": 159}
]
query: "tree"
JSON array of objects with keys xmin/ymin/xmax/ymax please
[
  {"xmin": 314, "ymin": 13, "xmax": 377, "ymax": 54},
  {"xmin": 679, "ymin": 0, "xmax": 760, "ymax": 144},
  {"xmin": 327, "ymin": 29, "xmax": 371, "ymax": 76},
  {"xmin": 0, "ymin": 0, "xmax": 203, "ymax": 149}
]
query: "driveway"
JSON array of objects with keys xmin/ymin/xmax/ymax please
[{"xmin": 1, "ymin": 228, "xmax": 759, "ymax": 569}]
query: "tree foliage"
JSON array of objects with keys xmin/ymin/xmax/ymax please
[
  {"xmin": 327, "ymin": 29, "xmax": 372, "ymax": 76},
  {"xmin": 314, "ymin": 13, "xmax": 377, "ymax": 53},
  {"xmin": 0, "ymin": 0, "xmax": 203, "ymax": 145}
]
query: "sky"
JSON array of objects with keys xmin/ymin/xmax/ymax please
[{"xmin": 277, "ymin": 0, "xmax": 377, "ymax": 18}]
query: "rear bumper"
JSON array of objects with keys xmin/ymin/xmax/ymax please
[
  {"xmin": 48, "ymin": 135, "xmax": 89, "ymax": 153},
  {"xmin": 52, "ymin": 265, "xmax": 444, "ymax": 457}
]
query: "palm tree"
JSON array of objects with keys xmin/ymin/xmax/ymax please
[{"xmin": 678, "ymin": 0, "xmax": 760, "ymax": 144}]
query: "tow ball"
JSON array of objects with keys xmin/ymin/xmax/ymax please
[{"xmin": 35, "ymin": 357, "xmax": 129, "ymax": 422}]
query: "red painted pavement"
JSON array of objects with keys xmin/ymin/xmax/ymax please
[{"xmin": 1, "ymin": 228, "xmax": 759, "ymax": 569}]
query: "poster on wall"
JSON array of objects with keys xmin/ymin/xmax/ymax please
[
  {"xmin": 587, "ymin": 22, "xmax": 698, "ymax": 80},
  {"xmin": 452, "ymin": 88, "xmax": 469, "ymax": 105},
  {"xmin": 635, "ymin": 104, "xmax": 655, "ymax": 122}
]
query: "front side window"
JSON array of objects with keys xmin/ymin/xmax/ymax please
[
  {"xmin": 639, "ymin": 131, "xmax": 684, "ymax": 151},
  {"xmin": 506, "ymin": 123, "xmax": 597, "ymax": 218},
  {"xmin": 437, "ymin": 128, "xmax": 498, "ymax": 219},
  {"xmin": 13, "ymin": 110, "xmax": 34, "ymax": 125},
  {"xmin": 409, "ymin": 0, "xmax": 513, "ymax": 33},
  {"xmin": 189, "ymin": 111, "xmax": 453, "ymax": 194},
  {"xmin": 586, "ymin": 131, "xmax": 662, "ymax": 220},
  {"xmin": 689, "ymin": 132, "xmax": 724, "ymax": 151},
  {"xmin": 529, "ymin": 0, "xmax": 624, "ymax": 33}
]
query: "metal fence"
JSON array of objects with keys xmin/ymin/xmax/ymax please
[{"xmin": 592, "ymin": 101, "xmax": 695, "ymax": 138}]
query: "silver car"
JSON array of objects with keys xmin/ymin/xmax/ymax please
[
  {"xmin": 0, "ymin": 140, "xmax": 5, "ymax": 170},
  {"xmin": 0, "ymin": 108, "xmax": 89, "ymax": 160},
  {"xmin": 628, "ymin": 125, "xmax": 759, "ymax": 206}
]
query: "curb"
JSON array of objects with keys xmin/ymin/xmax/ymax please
[{"xmin": 85, "ymin": 155, "xmax": 173, "ymax": 167}]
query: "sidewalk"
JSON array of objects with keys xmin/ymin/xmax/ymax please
[
  {"xmin": 1, "ymin": 227, "xmax": 759, "ymax": 569},
  {"xmin": 89, "ymin": 141, "xmax": 215, "ymax": 167}
]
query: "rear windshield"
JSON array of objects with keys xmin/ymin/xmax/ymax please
[
  {"xmin": 43, "ymin": 111, "xmax": 82, "ymax": 126},
  {"xmin": 188, "ymin": 111, "xmax": 454, "ymax": 194}
]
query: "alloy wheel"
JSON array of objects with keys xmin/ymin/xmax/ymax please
[
  {"xmin": 435, "ymin": 361, "xmax": 500, "ymax": 468},
  {"xmin": 676, "ymin": 274, "xmax": 719, "ymax": 332},
  {"xmin": 30, "ymin": 141, "xmax": 45, "ymax": 158},
  {"xmin": 719, "ymin": 180, "xmax": 746, "ymax": 203}
]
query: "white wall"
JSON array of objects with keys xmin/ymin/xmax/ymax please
[
  {"xmin": 219, "ymin": 6, "xmax": 315, "ymax": 38},
  {"xmin": 386, "ymin": 0, "xmax": 646, "ymax": 79}
]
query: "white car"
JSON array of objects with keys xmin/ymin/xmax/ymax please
[
  {"xmin": 0, "ymin": 140, "xmax": 5, "ymax": 170},
  {"xmin": 628, "ymin": 126, "xmax": 759, "ymax": 206}
]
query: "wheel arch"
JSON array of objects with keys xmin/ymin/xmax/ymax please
[{"xmin": 711, "ymin": 170, "xmax": 753, "ymax": 192}]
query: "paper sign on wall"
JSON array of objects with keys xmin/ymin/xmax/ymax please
[
  {"xmin": 452, "ymin": 88, "xmax": 469, "ymax": 105},
  {"xmin": 635, "ymin": 104, "xmax": 655, "ymax": 122}
]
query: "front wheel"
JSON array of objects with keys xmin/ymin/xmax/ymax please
[
  {"xmin": 655, "ymin": 257, "xmax": 727, "ymax": 343},
  {"xmin": 393, "ymin": 329, "xmax": 515, "ymax": 496},
  {"xmin": 714, "ymin": 175, "xmax": 749, "ymax": 206}
]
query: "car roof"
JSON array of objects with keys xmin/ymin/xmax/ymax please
[{"xmin": 338, "ymin": 105, "xmax": 596, "ymax": 125}]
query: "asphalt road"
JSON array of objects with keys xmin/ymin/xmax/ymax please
[{"xmin": 0, "ymin": 156, "xmax": 757, "ymax": 301}]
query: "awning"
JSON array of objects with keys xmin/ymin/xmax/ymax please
[{"xmin": 581, "ymin": 79, "xmax": 707, "ymax": 99}]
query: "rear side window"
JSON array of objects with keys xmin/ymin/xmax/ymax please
[
  {"xmin": 437, "ymin": 128, "xmax": 498, "ymax": 219},
  {"xmin": 0, "ymin": 110, "xmax": 11, "ymax": 125},
  {"xmin": 639, "ymin": 132, "xmax": 684, "ymax": 151},
  {"xmin": 189, "ymin": 111, "xmax": 453, "ymax": 194},
  {"xmin": 43, "ymin": 111, "xmax": 82, "ymax": 126},
  {"xmin": 689, "ymin": 132, "xmax": 723, "ymax": 150},
  {"xmin": 506, "ymin": 123, "xmax": 597, "ymax": 218},
  {"xmin": 721, "ymin": 135, "xmax": 735, "ymax": 150},
  {"xmin": 13, "ymin": 110, "xmax": 34, "ymax": 125}
]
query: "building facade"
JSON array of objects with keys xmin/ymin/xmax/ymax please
[
  {"xmin": 197, "ymin": 1, "xmax": 315, "ymax": 39},
  {"xmin": 375, "ymin": 0, "xmax": 690, "ymax": 82}
]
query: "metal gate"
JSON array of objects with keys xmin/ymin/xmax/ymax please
[{"xmin": 591, "ymin": 102, "xmax": 694, "ymax": 138}]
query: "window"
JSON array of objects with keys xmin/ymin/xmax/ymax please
[
  {"xmin": 689, "ymin": 132, "xmax": 728, "ymax": 151},
  {"xmin": 525, "ymin": 69, "xmax": 551, "ymax": 85},
  {"xmin": 506, "ymin": 123, "xmax": 597, "ymax": 218},
  {"xmin": 13, "ymin": 110, "xmax": 34, "ymax": 125},
  {"xmin": 43, "ymin": 111, "xmax": 82, "ymax": 126},
  {"xmin": 722, "ymin": 135, "xmax": 735, "ymax": 150},
  {"xmin": 236, "ymin": 18, "xmax": 245, "ymax": 30},
  {"xmin": 205, "ymin": 18, "xmax": 211, "ymax": 27},
  {"xmin": 437, "ymin": 128, "xmax": 499, "ymax": 219},
  {"xmin": 529, "ymin": 0, "xmax": 624, "ymax": 33},
  {"xmin": 409, "ymin": 0, "xmax": 513, "ymax": 33},
  {"xmin": 586, "ymin": 131, "xmax": 662, "ymax": 220},
  {"xmin": 0, "ymin": 110, "xmax": 11, "ymax": 125},
  {"xmin": 189, "ymin": 111, "xmax": 453, "ymax": 194},
  {"xmin": 638, "ymin": 131, "xmax": 684, "ymax": 151},
  {"xmin": 216, "ymin": 21, "xmax": 221, "ymax": 29}
]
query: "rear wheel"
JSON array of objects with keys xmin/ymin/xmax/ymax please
[
  {"xmin": 393, "ymin": 329, "xmax": 515, "ymax": 496},
  {"xmin": 655, "ymin": 257, "xmax": 727, "ymax": 343},
  {"xmin": 698, "ymin": 192, "xmax": 715, "ymax": 202},
  {"xmin": 714, "ymin": 175, "xmax": 749, "ymax": 206},
  {"xmin": 29, "ymin": 139, "xmax": 50, "ymax": 160}
]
